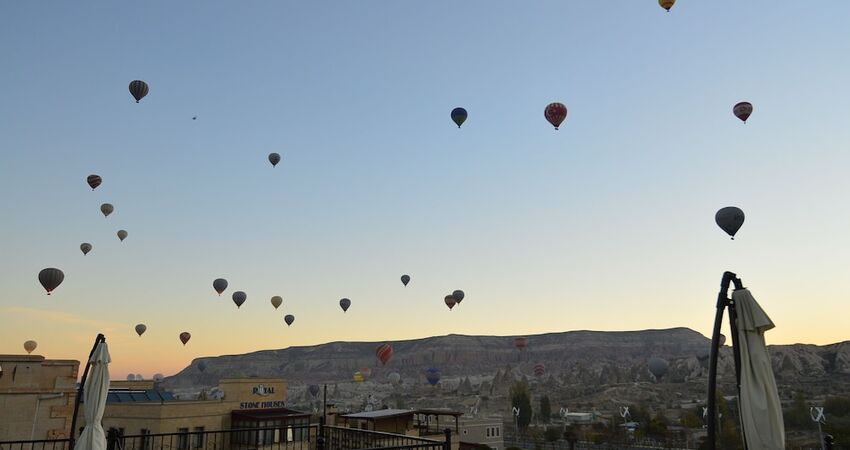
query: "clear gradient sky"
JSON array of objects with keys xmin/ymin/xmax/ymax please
[{"xmin": 2, "ymin": 2, "xmax": 850, "ymax": 378}]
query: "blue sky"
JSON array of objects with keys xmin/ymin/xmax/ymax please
[{"xmin": 2, "ymin": 1, "xmax": 850, "ymax": 376}]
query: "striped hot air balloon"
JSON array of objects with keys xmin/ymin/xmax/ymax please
[
  {"xmin": 376, "ymin": 343, "xmax": 394, "ymax": 366},
  {"xmin": 86, "ymin": 175, "xmax": 102, "ymax": 190},
  {"xmin": 533, "ymin": 363, "xmax": 545, "ymax": 377},
  {"xmin": 544, "ymin": 102, "xmax": 568, "ymax": 130},
  {"xmin": 129, "ymin": 80, "xmax": 149, "ymax": 103}
]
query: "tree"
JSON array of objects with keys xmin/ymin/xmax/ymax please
[
  {"xmin": 543, "ymin": 427, "xmax": 561, "ymax": 449},
  {"xmin": 510, "ymin": 380, "xmax": 533, "ymax": 431},
  {"xmin": 563, "ymin": 426, "xmax": 578, "ymax": 450},
  {"xmin": 539, "ymin": 395, "xmax": 552, "ymax": 423}
]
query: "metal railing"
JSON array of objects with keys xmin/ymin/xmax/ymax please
[
  {"xmin": 0, "ymin": 440, "xmax": 73, "ymax": 450},
  {"xmin": 114, "ymin": 426, "xmax": 317, "ymax": 450},
  {"xmin": 322, "ymin": 426, "xmax": 443, "ymax": 450}
]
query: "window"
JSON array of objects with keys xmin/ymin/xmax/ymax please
[
  {"xmin": 486, "ymin": 428, "xmax": 491, "ymax": 438},
  {"xmin": 496, "ymin": 427, "xmax": 500, "ymax": 437},
  {"xmin": 177, "ymin": 428, "xmax": 189, "ymax": 450},
  {"xmin": 192, "ymin": 427, "xmax": 204, "ymax": 449}
]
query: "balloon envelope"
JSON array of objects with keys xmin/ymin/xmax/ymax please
[
  {"xmin": 269, "ymin": 153, "xmax": 281, "ymax": 167},
  {"xmin": 271, "ymin": 296, "xmax": 283, "ymax": 309},
  {"xmin": 444, "ymin": 295, "xmax": 456, "ymax": 310},
  {"xmin": 213, "ymin": 278, "xmax": 228, "ymax": 295},
  {"xmin": 117, "ymin": 230, "xmax": 128, "ymax": 242},
  {"xmin": 648, "ymin": 357, "xmax": 669, "ymax": 380},
  {"xmin": 38, "ymin": 268, "xmax": 64, "ymax": 295},
  {"xmin": 285, "ymin": 314, "xmax": 295, "ymax": 326},
  {"xmin": 715, "ymin": 207, "xmax": 745, "ymax": 239},
  {"xmin": 197, "ymin": 361, "xmax": 207, "ymax": 372},
  {"xmin": 376, "ymin": 343, "xmax": 394, "ymax": 366},
  {"xmin": 232, "ymin": 291, "xmax": 247, "ymax": 308},
  {"xmin": 308, "ymin": 384, "xmax": 320, "ymax": 397},
  {"xmin": 425, "ymin": 368, "xmax": 440, "ymax": 386},
  {"xmin": 659, "ymin": 0, "xmax": 675, "ymax": 11},
  {"xmin": 24, "ymin": 340, "xmax": 37, "ymax": 354},
  {"xmin": 100, "ymin": 203, "xmax": 114, "ymax": 217},
  {"xmin": 129, "ymin": 80, "xmax": 149, "ymax": 103},
  {"xmin": 353, "ymin": 371, "xmax": 364, "ymax": 382},
  {"xmin": 339, "ymin": 298, "xmax": 351, "ymax": 312},
  {"xmin": 544, "ymin": 102, "xmax": 568, "ymax": 130},
  {"xmin": 451, "ymin": 107, "xmax": 468, "ymax": 128},
  {"xmin": 86, "ymin": 175, "xmax": 102, "ymax": 190},
  {"xmin": 733, "ymin": 101, "xmax": 753, "ymax": 122},
  {"xmin": 80, "ymin": 243, "xmax": 92, "ymax": 255},
  {"xmin": 533, "ymin": 363, "xmax": 545, "ymax": 377},
  {"xmin": 179, "ymin": 332, "xmax": 191, "ymax": 345},
  {"xmin": 388, "ymin": 372, "xmax": 401, "ymax": 385},
  {"xmin": 401, "ymin": 275, "xmax": 410, "ymax": 286},
  {"xmin": 135, "ymin": 324, "xmax": 147, "ymax": 336},
  {"xmin": 153, "ymin": 373, "xmax": 164, "ymax": 382},
  {"xmin": 452, "ymin": 290, "xmax": 465, "ymax": 303}
]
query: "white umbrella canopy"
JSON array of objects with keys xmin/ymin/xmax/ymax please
[
  {"xmin": 732, "ymin": 288, "xmax": 785, "ymax": 450},
  {"xmin": 76, "ymin": 342, "xmax": 111, "ymax": 450}
]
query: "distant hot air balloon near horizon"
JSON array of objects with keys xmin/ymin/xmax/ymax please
[
  {"xmin": 388, "ymin": 372, "xmax": 401, "ymax": 385},
  {"xmin": 213, "ymin": 278, "xmax": 228, "ymax": 296},
  {"xmin": 648, "ymin": 357, "xmax": 669, "ymax": 381},
  {"xmin": 135, "ymin": 324, "xmax": 147, "ymax": 337},
  {"xmin": 451, "ymin": 107, "xmax": 468, "ymax": 128},
  {"xmin": 444, "ymin": 295, "xmax": 456, "ymax": 310},
  {"xmin": 659, "ymin": 0, "xmax": 675, "ymax": 11},
  {"xmin": 715, "ymin": 207, "xmax": 745, "ymax": 239},
  {"xmin": 376, "ymin": 343, "xmax": 394, "ymax": 366},
  {"xmin": 544, "ymin": 102, "xmax": 568, "ymax": 130},
  {"xmin": 285, "ymin": 314, "xmax": 295, "ymax": 326},
  {"xmin": 126, "ymin": 374, "xmax": 136, "ymax": 381},
  {"xmin": 80, "ymin": 243, "xmax": 92, "ymax": 255},
  {"xmin": 452, "ymin": 290, "xmax": 465, "ymax": 304},
  {"xmin": 308, "ymin": 384, "xmax": 320, "ymax": 397},
  {"xmin": 38, "ymin": 268, "xmax": 64, "ymax": 295},
  {"xmin": 129, "ymin": 80, "xmax": 149, "ymax": 103},
  {"xmin": 117, "ymin": 230, "xmax": 128, "ymax": 242},
  {"xmin": 153, "ymin": 373, "xmax": 164, "ymax": 382},
  {"xmin": 401, "ymin": 275, "xmax": 410, "ymax": 286},
  {"xmin": 271, "ymin": 296, "xmax": 283, "ymax": 309},
  {"xmin": 533, "ymin": 363, "xmax": 545, "ymax": 377},
  {"xmin": 359, "ymin": 367, "xmax": 373, "ymax": 380},
  {"xmin": 232, "ymin": 291, "xmax": 247, "ymax": 308},
  {"xmin": 353, "ymin": 371, "xmax": 364, "ymax": 383},
  {"xmin": 425, "ymin": 367, "xmax": 440, "ymax": 386},
  {"xmin": 87, "ymin": 175, "xmax": 102, "ymax": 190},
  {"xmin": 514, "ymin": 337, "xmax": 528, "ymax": 351},
  {"xmin": 339, "ymin": 298, "xmax": 351, "ymax": 312},
  {"xmin": 733, "ymin": 102, "xmax": 753, "ymax": 123},
  {"xmin": 24, "ymin": 340, "xmax": 37, "ymax": 354},
  {"xmin": 100, "ymin": 203, "xmax": 114, "ymax": 217},
  {"xmin": 197, "ymin": 361, "xmax": 207, "ymax": 372},
  {"xmin": 269, "ymin": 153, "xmax": 281, "ymax": 167},
  {"xmin": 179, "ymin": 332, "xmax": 191, "ymax": 345}
]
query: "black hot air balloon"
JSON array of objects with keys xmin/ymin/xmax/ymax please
[
  {"xmin": 179, "ymin": 332, "xmax": 191, "ymax": 345},
  {"xmin": 38, "ymin": 268, "xmax": 64, "ymax": 295},
  {"xmin": 86, "ymin": 175, "xmax": 102, "ymax": 190},
  {"xmin": 80, "ymin": 243, "xmax": 92, "ymax": 255},
  {"xmin": 715, "ymin": 207, "xmax": 745, "ymax": 239},
  {"xmin": 648, "ymin": 357, "xmax": 669, "ymax": 381},
  {"xmin": 269, "ymin": 153, "xmax": 281, "ymax": 167},
  {"xmin": 308, "ymin": 384, "xmax": 320, "ymax": 397},
  {"xmin": 129, "ymin": 80, "xmax": 149, "ymax": 103},
  {"xmin": 452, "ymin": 290, "xmax": 465, "ymax": 304},
  {"xmin": 444, "ymin": 295, "xmax": 456, "ymax": 310},
  {"xmin": 284, "ymin": 314, "xmax": 295, "ymax": 326},
  {"xmin": 213, "ymin": 278, "xmax": 228, "ymax": 296},
  {"xmin": 339, "ymin": 298, "xmax": 351, "ymax": 312},
  {"xmin": 451, "ymin": 108, "xmax": 468, "ymax": 128},
  {"xmin": 232, "ymin": 291, "xmax": 247, "ymax": 308},
  {"xmin": 100, "ymin": 203, "xmax": 114, "ymax": 217},
  {"xmin": 401, "ymin": 275, "xmax": 410, "ymax": 286},
  {"xmin": 733, "ymin": 102, "xmax": 753, "ymax": 123}
]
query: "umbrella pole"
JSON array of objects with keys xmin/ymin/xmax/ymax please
[
  {"xmin": 727, "ymin": 300, "xmax": 749, "ymax": 450},
  {"xmin": 707, "ymin": 272, "xmax": 741, "ymax": 450},
  {"xmin": 69, "ymin": 333, "xmax": 105, "ymax": 450}
]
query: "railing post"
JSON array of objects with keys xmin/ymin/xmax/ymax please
[
  {"xmin": 443, "ymin": 428, "xmax": 451, "ymax": 450},
  {"xmin": 317, "ymin": 417, "xmax": 325, "ymax": 450},
  {"xmin": 106, "ymin": 428, "xmax": 119, "ymax": 450}
]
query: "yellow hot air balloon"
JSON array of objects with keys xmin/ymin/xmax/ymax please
[
  {"xmin": 353, "ymin": 371, "xmax": 365, "ymax": 383},
  {"xmin": 24, "ymin": 340, "xmax": 38, "ymax": 354},
  {"xmin": 659, "ymin": 0, "xmax": 675, "ymax": 11}
]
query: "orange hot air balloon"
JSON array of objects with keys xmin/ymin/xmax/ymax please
[{"xmin": 376, "ymin": 343, "xmax": 394, "ymax": 366}]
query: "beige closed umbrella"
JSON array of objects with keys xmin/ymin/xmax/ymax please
[
  {"xmin": 75, "ymin": 341, "xmax": 111, "ymax": 450},
  {"xmin": 732, "ymin": 288, "xmax": 785, "ymax": 449}
]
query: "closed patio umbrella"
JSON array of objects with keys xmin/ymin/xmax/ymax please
[
  {"xmin": 75, "ymin": 341, "xmax": 111, "ymax": 450},
  {"xmin": 732, "ymin": 288, "xmax": 785, "ymax": 449}
]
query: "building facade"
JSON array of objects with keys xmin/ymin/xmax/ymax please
[
  {"xmin": 458, "ymin": 418, "xmax": 503, "ymax": 450},
  {"xmin": 0, "ymin": 354, "xmax": 80, "ymax": 441}
]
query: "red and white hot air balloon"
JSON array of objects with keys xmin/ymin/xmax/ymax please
[
  {"xmin": 376, "ymin": 343, "xmax": 394, "ymax": 366},
  {"xmin": 544, "ymin": 102, "xmax": 568, "ymax": 130}
]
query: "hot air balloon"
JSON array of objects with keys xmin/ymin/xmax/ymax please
[
  {"xmin": 135, "ymin": 374, "xmax": 143, "ymax": 381},
  {"xmin": 339, "ymin": 298, "xmax": 351, "ymax": 312},
  {"xmin": 129, "ymin": 80, "xmax": 149, "ymax": 103},
  {"xmin": 715, "ymin": 207, "xmax": 745, "ymax": 239},
  {"xmin": 271, "ymin": 296, "xmax": 283, "ymax": 309},
  {"xmin": 719, "ymin": 334, "xmax": 727, "ymax": 346},
  {"xmin": 80, "ymin": 243, "xmax": 92, "ymax": 255},
  {"xmin": 360, "ymin": 367, "xmax": 373, "ymax": 380},
  {"xmin": 401, "ymin": 275, "xmax": 410, "ymax": 286},
  {"xmin": 376, "ymin": 343, "xmax": 394, "ymax": 366},
  {"xmin": 269, "ymin": 153, "xmax": 281, "ymax": 167},
  {"xmin": 117, "ymin": 230, "xmax": 128, "ymax": 242},
  {"xmin": 425, "ymin": 367, "xmax": 440, "ymax": 386},
  {"xmin": 733, "ymin": 102, "xmax": 753, "ymax": 123},
  {"xmin": 451, "ymin": 107, "xmax": 468, "ymax": 128},
  {"xmin": 285, "ymin": 314, "xmax": 295, "ymax": 326},
  {"xmin": 100, "ymin": 203, "xmax": 114, "ymax": 217},
  {"xmin": 153, "ymin": 373, "xmax": 164, "ymax": 382},
  {"xmin": 179, "ymin": 332, "xmax": 191, "ymax": 345},
  {"xmin": 533, "ymin": 363, "xmax": 545, "ymax": 377},
  {"xmin": 648, "ymin": 357, "xmax": 669, "ymax": 381},
  {"xmin": 197, "ymin": 361, "xmax": 207, "ymax": 372},
  {"xmin": 38, "ymin": 268, "xmax": 64, "ymax": 295},
  {"xmin": 126, "ymin": 374, "xmax": 136, "ymax": 381},
  {"xmin": 213, "ymin": 278, "xmax": 228, "ymax": 296},
  {"xmin": 24, "ymin": 340, "xmax": 37, "ymax": 354},
  {"xmin": 659, "ymin": 0, "xmax": 675, "ymax": 11},
  {"xmin": 192, "ymin": 116, "xmax": 197, "ymax": 120},
  {"xmin": 544, "ymin": 102, "xmax": 568, "ymax": 130},
  {"xmin": 308, "ymin": 384, "xmax": 320, "ymax": 397},
  {"xmin": 87, "ymin": 175, "xmax": 102, "ymax": 190},
  {"xmin": 232, "ymin": 291, "xmax": 247, "ymax": 308},
  {"xmin": 387, "ymin": 372, "xmax": 401, "ymax": 385},
  {"xmin": 353, "ymin": 371, "xmax": 365, "ymax": 383},
  {"xmin": 444, "ymin": 295, "xmax": 456, "ymax": 310},
  {"xmin": 514, "ymin": 337, "xmax": 528, "ymax": 351},
  {"xmin": 135, "ymin": 324, "xmax": 147, "ymax": 337},
  {"xmin": 452, "ymin": 290, "xmax": 465, "ymax": 304}
]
